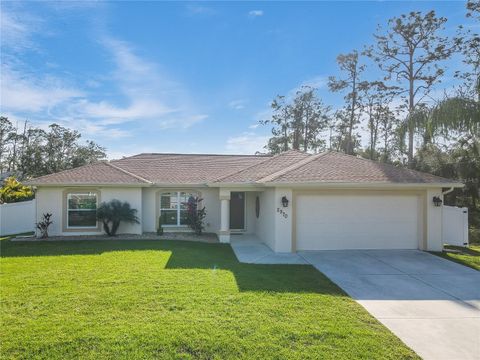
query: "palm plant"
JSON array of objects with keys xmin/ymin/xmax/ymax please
[{"xmin": 96, "ymin": 199, "xmax": 139, "ymax": 236}]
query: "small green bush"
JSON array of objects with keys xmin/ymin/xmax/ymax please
[
  {"xmin": 0, "ymin": 177, "xmax": 34, "ymax": 204},
  {"xmin": 186, "ymin": 196, "xmax": 206, "ymax": 235}
]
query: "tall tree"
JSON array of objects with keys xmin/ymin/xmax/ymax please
[
  {"xmin": 359, "ymin": 81, "xmax": 397, "ymax": 160},
  {"xmin": 367, "ymin": 11, "xmax": 458, "ymax": 167},
  {"xmin": 330, "ymin": 109, "xmax": 361, "ymax": 154},
  {"xmin": 261, "ymin": 95, "xmax": 292, "ymax": 154},
  {"xmin": 0, "ymin": 117, "xmax": 14, "ymax": 174},
  {"xmin": 425, "ymin": 2, "xmax": 480, "ymax": 141},
  {"xmin": 328, "ymin": 51, "xmax": 365, "ymax": 154},
  {"xmin": 292, "ymin": 86, "xmax": 331, "ymax": 152},
  {"xmin": 464, "ymin": 0, "xmax": 480, "ymax": 100},
  {"xmin": 261, "ymin": 87, "xmax": 330, "ymax": 154},
  {"xmin": 0, "ymin": 118, "xmax": 107, "ymax": 179},
  {"xmin": 378, "ymin": 106, "xmax": 400, "ymax": 163}
]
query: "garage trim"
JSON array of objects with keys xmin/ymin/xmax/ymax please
[{"xmin": 291, "ymin": 189, "xmax": 426, "ymax": 252}]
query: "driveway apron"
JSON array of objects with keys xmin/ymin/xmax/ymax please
[{"xmin": 299, "ymin": 250, "xmax": 480, "ymax": 360}]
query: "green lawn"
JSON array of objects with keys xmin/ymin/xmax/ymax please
[
  {"xmin": 433, "ymin": 245, "xmax": 480, "ymax": 271},
  {"xmin": 0, "ymin": 238, "xmax": 418, "ymax": 360}
]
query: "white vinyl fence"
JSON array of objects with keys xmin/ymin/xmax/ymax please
[
  {"xmin": 0, "ymin": 200, "xmax": 36, "ymax": 236},
  {"xmin": 442, "ymin": 205, "xmax": 469, "ymax": 246}
]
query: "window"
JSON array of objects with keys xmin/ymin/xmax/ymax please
[
  {"xmin": 67, "ymin": 193, "xmax": 97, "ymax": 228},
  {"xmin": 160, "ymin": 192, "xmax": 196, "ymax": 226}
]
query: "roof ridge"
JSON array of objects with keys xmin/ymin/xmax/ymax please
[
  {"xmin": 212, "ymin": 153, "xmax": 278, "ymax": 182},
  {"xmin": 25, "ymin": 161, "xmax": 108, "ymax": 183},
  {"xmin": 328, "ymin": 151, "xmax": 453, "ymax": 181},
  {"xmin": 121, "ymin": 152, "xmax": 272, "ymax": 159},
  {"xmin": 257, "ymin": 151, "xmax": 328, "ymax": 183},
  {"xmin": 105, "ymin": 162, "xmax": 152, "ymax": 184}
]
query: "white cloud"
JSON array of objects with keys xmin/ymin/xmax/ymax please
[
  {"xmin": 0, "ymin": 7, "xmax": 43, "ymax": 52},
  {"xmin": 75, "ymin": 99, "xmax": 173, "ymax": 123},
  {"xmin": 86, "ymin": 36, "xmax": 207, "ymax": 128},
  {"xmin": 0, "ymin": 65, "xmax": 83, "ymax": 112},
  {"xmin": 248, "ymin": 10, "xmax": 264, "ymax": 18},
  {"xmin": 225, "ymin": 132, "xmax": 269, "ymax": 154},
  {"xmin": 253, "ymin": 107, "xmax": 273, "ymax": 123},
  {"xmin": 228, "ymin": 99, "xmax": 247, "ymax": 110},
  {"xmin": 186, "ymin": 4, "xmax": 216, "ymax": 16},
  {"xmin": 1, "ymin": 32, "xmax": 207, "ymax": 138},
  {"xmin": 65, "ymin": 118, "xmax": 131, "ymax": 139},
  {"xmin": 288, "ymin": 76, "xmax": 328, "ymax": 97},
  {"xmin": 248, "ymin": 123, "xmax": 260, "ymax": 129}
]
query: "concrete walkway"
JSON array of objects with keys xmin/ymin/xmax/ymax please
[
  {"xmin": 230, "ymin": 236, "xmax": 307, "ymax": 264},
  {"xmin": 230, "ymin": 238, "xmax": 480, "ymax": 360}
]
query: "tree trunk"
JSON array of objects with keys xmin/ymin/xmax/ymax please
[
  {"xmin": 348, "ymin": 68, "xmax": 357, "ymax": 155},
  {"xmin": 111, "ymin": 221, "xmax": 120, "ymax": 236},
  {"xmin": 303, "ymin": 107, "xmax": 310, "ymax": 152},
  {"xmin": 407, "ymin": 52, "xmax": 415, "ymax": 168}
]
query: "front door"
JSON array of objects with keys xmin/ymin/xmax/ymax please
[{"xmin": 230, "ymin": 192, "xmax": 245, "ymax": 230}]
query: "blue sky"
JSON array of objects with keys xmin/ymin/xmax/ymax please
[{"xmin": 0, "ymin": 1, "xmax": 474, "ymax": 158}]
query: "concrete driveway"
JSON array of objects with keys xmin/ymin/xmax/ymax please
[{"xmin": 299, "ymin": 250, "xmax": 480, "ymax": 360}]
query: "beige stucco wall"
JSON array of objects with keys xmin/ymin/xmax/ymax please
[
  {"xmin": 249, "ymin": 186, "xmax": 446, "ymax": 253},
  {"xmin": 35, "ymin": 185, "xmax": 446, "ymax": 251},
  {"xmin": 254, "ymin": 188, "xmax": 276, "ymax": 250},
  {"xmin": 35, "ymin": 186, "xmax": 142, "ymax": 236},
  {"xmin": 425, "ymin": 188, "xmax": 444, "ymax": 252},
  {"xmin": 101, "ymin": 187, "xmax": 142, "ymax": 235},
  {"xmin": 253, "ymin": 188, "xmax": 293, "ymax": 252},
  {"xmin": 274, "ymin": 188, "xmax": 293, "ymax": 252},
  {"xmin": 141, "ymin": 187, "xmax": 222, "ymax": 234},
  {"xmin": 35, "ymin": 187, "xmax": 63, "ymax": 236}
]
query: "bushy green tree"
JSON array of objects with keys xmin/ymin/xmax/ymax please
[
  {"xmin": 260, "ymin": 87, "xmax": 331, "ymax": 154},
  {"xmin": 0, "ymin": 177, "xmax": 34, "ymax": 204},
  {"xmin": 0, "ymin": 118, "xmax": 106, "ymax": 179}
]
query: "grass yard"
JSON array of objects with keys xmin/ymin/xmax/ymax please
[
  {"xmin": 0, "ymin": 238, "xmax": 418, "ymax": 360},
  {"xmin": 433, "ymin": 245, "xmax": 480, "ymax": 271}
]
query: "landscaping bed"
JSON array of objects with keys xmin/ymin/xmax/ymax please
[{"xmin": 10, "ymin": 232, "xmax": 219, "ymax": 243}]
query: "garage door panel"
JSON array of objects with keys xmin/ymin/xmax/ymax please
[{"xmin": 295, "ymin": 194, "xmax": 420, "ymax": 250}]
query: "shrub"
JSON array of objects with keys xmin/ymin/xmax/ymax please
[
  {"xmin": 0, "ymin": 177, "xmax": 34, "ymax": 204},
  {"xmin": 186, "ymin": 196, "xmax": 206, "ymax": 235},
  {"xmin": 96, "ymin": 199, "xmax": 139, "ymax": 236},
  {"xmin": 36, "ymin": 213, "xmax": 53, "ymax": 239}
]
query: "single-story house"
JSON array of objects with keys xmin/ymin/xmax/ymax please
[{"xmin": 27, "ymin": 150, "xmax": 463, "ymax": 252}]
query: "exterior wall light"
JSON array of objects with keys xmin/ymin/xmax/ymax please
[
  {"xmin": 432, "ymin": 196, "xmax": 443, "ymax": 207},
  {"xmin": 281, "ymin": 196, "xmax": 289, "ymax": 207}
]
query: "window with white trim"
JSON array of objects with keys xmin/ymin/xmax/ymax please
[
  {"xmin": 160, "ymin": 192, "xmax": 196, "ymax": 226},
  {"xmin": 67, "ymin": 193, "xmax": 98, "ymax": 228}
]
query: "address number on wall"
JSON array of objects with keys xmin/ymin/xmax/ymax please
[{"xmin": 277, "ymin": 207, "xmax": 288, "ymax": 218}]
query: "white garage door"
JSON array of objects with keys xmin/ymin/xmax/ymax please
[{"xmin": 295, "ymin": 194, "xmax": 420, "ymax": 250}]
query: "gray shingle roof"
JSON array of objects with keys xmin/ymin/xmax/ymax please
[
  {"xmin": 26, "ymin": 161, "xmax": 148, "ymax": 185},
  {"xmin": 111, "ymin": 153, "xmax": 270, "ymax": 184},
  {"xmin": 268, "ymin": 151, "xmax": 456, "ymax": 184},
  {"xmin": 27, "ymin": 150, "xmax": 461, "ymax": 186},
  {"xmin": 214, "ymin": 150, "xmax": 310, "ymax": 183}
]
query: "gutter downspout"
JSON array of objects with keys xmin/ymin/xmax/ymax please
[
  {"xmin": 442, "ymin": 187, "xmax": 455, "ymax": 196},
  {"xmin": 33, "ymin": 186, "xmax": 38, "ymax": 238}
]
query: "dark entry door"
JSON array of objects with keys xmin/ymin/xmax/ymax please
[{"xmin": 230, "ymin": 192, "xmax": 245, "ymax": 230}]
